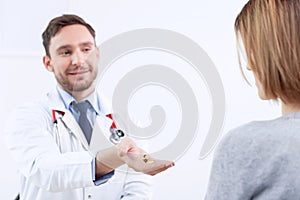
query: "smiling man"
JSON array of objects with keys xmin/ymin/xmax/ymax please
[
  {"xmin": 6, "ymin": 14, "xmax": 174, "ymax": 200},
  {"xmin": 43, "ymin": 24, "xmax": 98, "ymax": 100}
]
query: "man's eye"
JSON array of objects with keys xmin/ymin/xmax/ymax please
[
  {"xmin": 60, "ymin": 50, "xmax": 71, "ymax": 56},
  {"xmin": 83, "ymin": 48, "xmax": 91, "ymax": 53}
]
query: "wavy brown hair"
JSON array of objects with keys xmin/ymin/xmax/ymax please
[{"xmin": 235, "ymin": 0, "xmax": 300, "ymax": 103}]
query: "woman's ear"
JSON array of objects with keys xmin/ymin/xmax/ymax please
[{"xmin": 43, "ymin": 55, "xmax": 54, "ymax": 72}]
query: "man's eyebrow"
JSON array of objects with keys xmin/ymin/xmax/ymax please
[
  {"xmin": 79, "ymin": 42, "xmax": 95, "ymax": 47},
  {"xmin": 56, "ymin": 45, "xmax": 72, "ymax": 52},
  {"xmin": 56, "ymin": 42, "xmax": 95, "ymax": 52}
]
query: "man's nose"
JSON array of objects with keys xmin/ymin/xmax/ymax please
[{"xmin": 71, "ymin": 51, "xmax": 85, "ymax": 66}]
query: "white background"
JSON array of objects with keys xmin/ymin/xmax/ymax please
[{"xmin": 0, "ymin": 0, "xmax": 281, "ymax": 199}]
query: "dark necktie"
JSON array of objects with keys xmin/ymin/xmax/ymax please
[{"xmin": 73, "ymin": 101, "xmax": 93, "ymax": 144}]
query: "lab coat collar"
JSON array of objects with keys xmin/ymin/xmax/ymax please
[{"xmin": 47, "ymin": 89, "xmax": 67, "ymax": 113}]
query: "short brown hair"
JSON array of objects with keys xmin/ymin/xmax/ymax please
[
  {"xmin": 42, "ymin": 14, "xmax": 96, "ymax": 57},
  {"xmin": 235, "ymin": 0, "xmax": 300, "ymax": 103}
]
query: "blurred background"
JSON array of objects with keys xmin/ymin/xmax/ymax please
[{"xmin": 0, "ymin": 0, "xmax": 280, "ymax": 199}]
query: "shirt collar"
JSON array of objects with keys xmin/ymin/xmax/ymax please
[{"xmin": 56, "ymin": 86, "xmax": 101, "ymax": 115}]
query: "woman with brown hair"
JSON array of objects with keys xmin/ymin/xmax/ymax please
[{"xmin": 205, "ymin": 0, "xmax": 300, "ymax": 199}]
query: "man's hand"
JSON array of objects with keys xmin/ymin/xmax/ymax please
[{"xmin": 117, "ymin": 137, "xmax": 175, "ymax": 176}]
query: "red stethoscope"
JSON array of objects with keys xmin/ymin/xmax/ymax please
[{"xmin": 52, "ymin": 110, "xmax": 125, "ymax": 144}]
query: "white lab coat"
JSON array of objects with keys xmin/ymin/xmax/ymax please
[{"xmin": 5, "ymin": 90, "xmax": 152, "ymax": 200}]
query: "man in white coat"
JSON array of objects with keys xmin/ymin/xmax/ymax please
[{"xmin": 5, "ymin": 14, "xmax": 174, "ymax": 200}]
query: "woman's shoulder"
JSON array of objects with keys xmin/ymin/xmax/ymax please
[
  {"xmin": 221, "ymin": 120, "xmax": 268, "ymax": 145},
  {"xmin": 226, "ymin": 116, "xmax": 285, "ymax": 140},
  {"xmin": 215, "ymin": 116, "xmax": 294, "ymax": 159}
]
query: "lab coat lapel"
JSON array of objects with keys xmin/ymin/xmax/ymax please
[
  {"xmin": 47, "ymin": 90, "xmax": 90, "ymax": 150},
  {"xmin": 47, "ymin": 89, "xmax": 115, "ymax": 152},
  {"xmin": 62, "ymin": 111, "xmax": 90, "ymax": 150},
  {"xmin": 89, "ymin": 114, "xmax": 114, "ymax": 156}
]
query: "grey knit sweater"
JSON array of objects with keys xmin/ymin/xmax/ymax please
[{"xmin": 205, "ymin": 112, "xmax": 300, "ymax": 200}]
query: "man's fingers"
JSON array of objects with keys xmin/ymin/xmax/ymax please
[
  {"xmin": 142, "ymin": 160, "xmax": 175, "ymax": 176},
  {"xmin": 146, "ymin": 164, "xmax": 173, "ymax": 176}
]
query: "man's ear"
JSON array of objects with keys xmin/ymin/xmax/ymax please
[
  {"xmin": 96, "ymin": 46, "xmax": 100, "ymax": 60},
  {"xmin": 43, "ymin": 55, "xmax": 54, "ymax": 72},
  {"xmin": 93, "ymin": 47, "xmax": 100, "ymax": 65}
]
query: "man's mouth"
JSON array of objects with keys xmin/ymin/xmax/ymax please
[{"xmin": 68, "ymin": 70, "xmax": 89, "ymax": 76}]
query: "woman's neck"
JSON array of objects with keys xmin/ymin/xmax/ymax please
[{"xmin": 282, "ymin": 102, "xmax": 300, "ymax": 115}]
